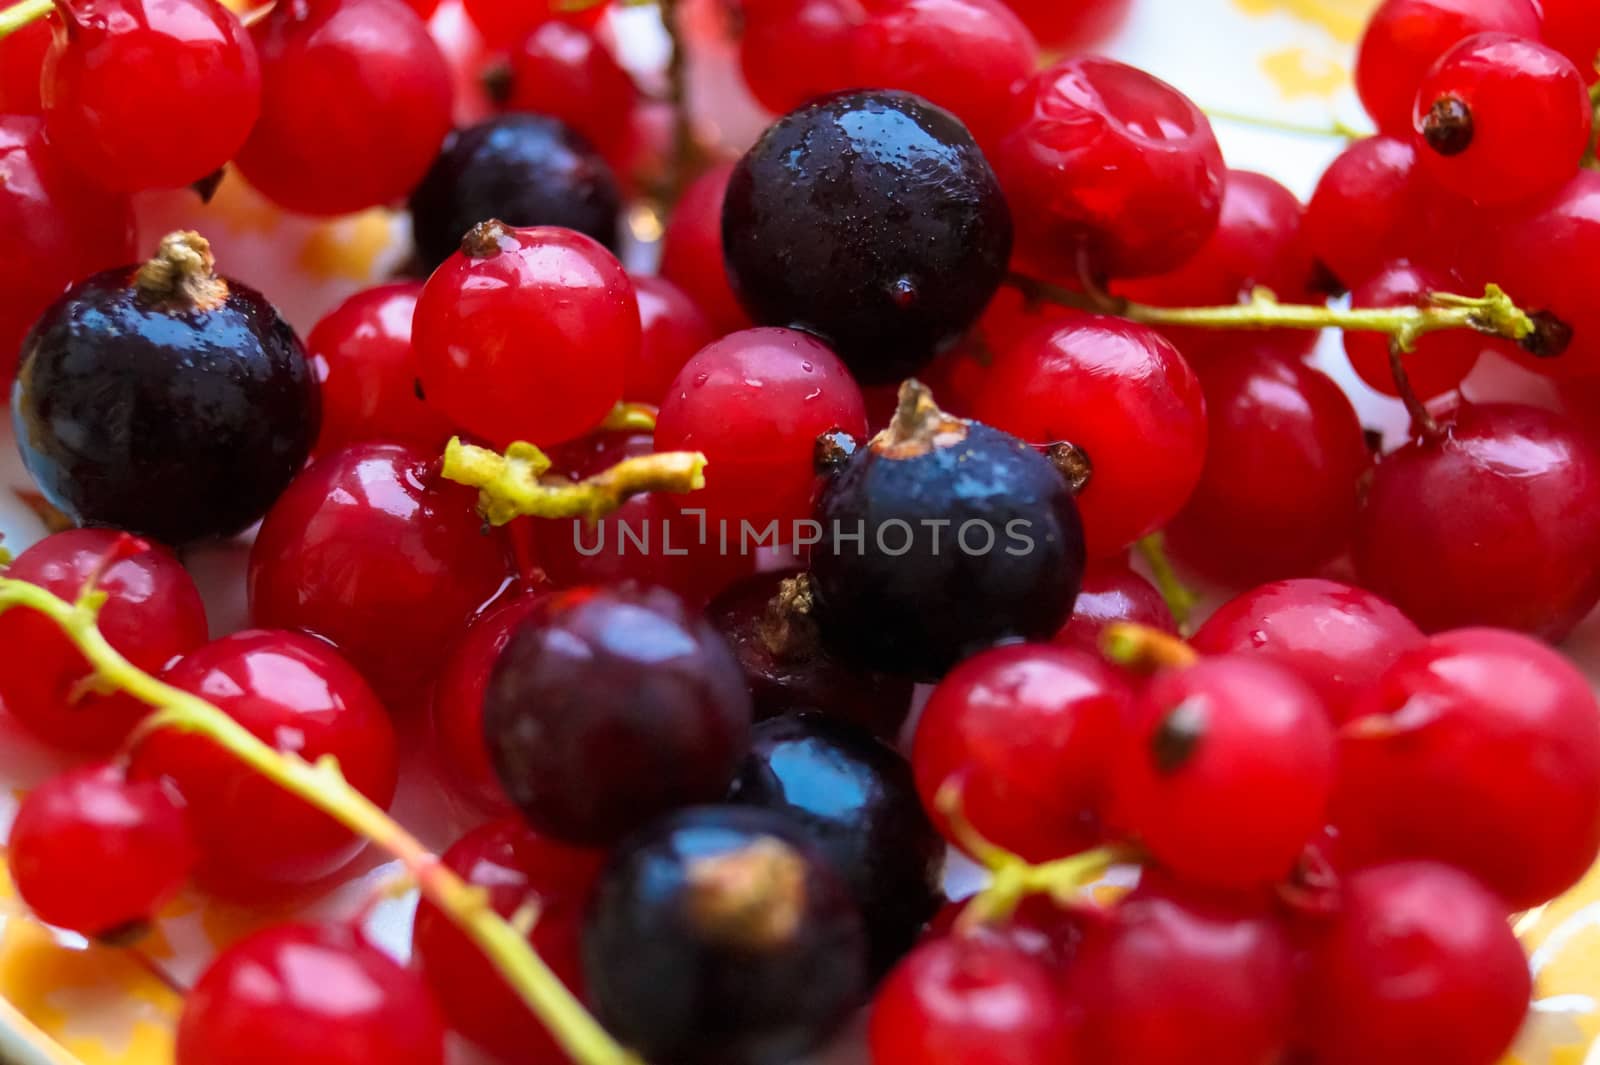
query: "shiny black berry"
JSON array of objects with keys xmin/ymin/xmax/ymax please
[
  {"xmin": 409, "ymin": 114, "xmax": 620, "ymax": 271},
  {"xmin": 727, "ymin": 713, "xmax": 945, "ymax": 976},
  {"xmin": 583, "ymin": 806, "xmax": 868, "ymax": 1065},
  {"xmin": 705, "ymin": 569, "xmax": 914, "ymax": 741},
  {"xmin": 483, "ymin": 584, "xmax": 753, "ymax": 846},
  {"xmin": 721, "ymin": 90, "xmax": 1013, "ymax": 384},
  {"xmin": 11, "ymin": 232, "xmax": 318, "ymax": 545},
  {"xmin": 811, "ymin": 381, "xmax": 1086, "ymax": 680}
]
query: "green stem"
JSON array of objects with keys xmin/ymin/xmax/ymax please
[
  {"xmin": 1100, "ymin": 621, "xmax": 1201, "ymax": 674},
  {"xmin": 599, "ymin": 401, "xmax": 659, "ymax": 434},
  {"xmin": 0, "ymin": 578, "xmax": 640, "ymax": 1065},
  {"xmin": 0, "ymin": 0, "xmax": 52, "ymax": 39},
  {"xmin": 1203, "ymin": 106, "xmax": 1362, "ymax": 142},
  {"xmin": 1006, "ymin": 274, "xmax": 1538, "ymax": 355},
  {"xmin": 1134, "ymin": 534, "xmax": 1199, "ymax": 635}
]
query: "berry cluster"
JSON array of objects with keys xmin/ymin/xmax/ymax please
[{"xmin": 0, "ymin": 0, "xmax": 1598, "ymax": 1062}]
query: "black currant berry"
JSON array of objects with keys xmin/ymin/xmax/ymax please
[
  {"xmin": 727, "ymin": 713, "xmax": 945, "ymax": 976},
  {"xmin": 409, "ymin": 114, "xmax": 621, "ymax": 271},
  {"xmin": 583, "ymin": 806, "xmax": 868, "ymax": 1065},
  {"xmin": 483, "ymin": 583, "xmax": 754, "ymax": 846},
  {"xmin": 722, "ymin": 90, "xmax": 1013, "ymax": 384},
  {"xmin": 811, "ymin": 381, "xmax": 1086, "ymax": 680},
  {"xmin": 706, "ymin": 569, "xmax": 914, "ymax": 740},
  {"xmin": 12, "ymin": 231, "xmax": 318, "ymax": 545}
]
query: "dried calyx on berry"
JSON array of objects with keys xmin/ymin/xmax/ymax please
[{"xmin": 809, "ymin": 381, "xmax": 1087, "ymax": 681}]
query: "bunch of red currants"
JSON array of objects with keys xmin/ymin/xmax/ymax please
[{"xmin": 2, "ymin": 0, "xmax": 1600, "ymax": 1062}]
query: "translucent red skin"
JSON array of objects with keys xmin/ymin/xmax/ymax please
[
  {"xmin": 999, "ymin": 0, "xmax": 1130, "ymax": 50},
  {"xmin": 1191, "ymin": 579, "xmax": 1423, "ymax": 725},
  {"xmin": 847, "ymin": 0, "xmax": 1039, "ymax": 151},
  {"xmin": 10, "ymin": 763, "xmax": 197, "ymax": 937},
  {"xmin": 176, "ymin": 923, "xmax": 447, "ymax": 1065},
  {"xmin": 306, "ymin": 281, "xmax": 454, "ymax": 456},
  {"xmin": 973, "ymin": 313, "xmax": 1207, "ymax": 558},
  {"xmin": 869, "ymin": 936, "xmax": 1076, "ymax": 1065},
  {"xmin": 1053, "ymin": 561, "xmax": 1175, "ymax": 654},
  {"xmin": 1333, "ymin": 629, "xmax": 1600, "ymax": 909},
  {"xmin": 1166, "ymin": 353, "xmax": 1369, "ymax": 586},
  {"xmin": 248, "ymin": 443, "xmax": 515, "ymax": 707},
  {"xmin": 1354, "ymin": 0, "xmax": 1542, "ymax": 135},
  {"xmin": 529, "ymin": 432, "xmax": 759, "ymax": 605},
  {"xmin": 0, "ymin": 529, "xmax": 207, "ymax": 753},
  {"xmin": 1353, "ymin": 403, "xmax": 1600, "ymax": 640},
  {"xmin": 1540, "ymin": 0, "xmax": 1600, "ymax": 79},
  {"xmin": 659, "ymin": 163, "xmax": 751, "ymax": 334},
  {"xmin": 1119, "ymin": 170, "xmax": 1320, "ymax": 363},
  {"xmin": 431, "ymin": 594, "xmax": 543, "ymax": 809},
  {"xmin": 497, "ymin": 21, "xmax": 638, "ymax": 162},
  {"xmin": 655, "ymin": 327, "xmax": 868, "ymax": 540},
  {"xmin": 0, "ymin": 17, "xmax": 51, "ymax": 114},
  {"xmin": 626, "ymin": 275, "xmax": 716, "ymax": 405},
  {"xmin": 412, "ymin": 819, "xmax": 604, "ymax": 1065},
  {"xmin": 0, "ymin": 117, "xmax": 136, "ymax": 386},
  {"xmin": 463, "ymin": 0, "xmax": 606, "ymax": 49},
  {"xmin": 237, "ymin": 0, "xmax": 452, "ymax": 216},
  {"xmin": 738, "ymin": 0, "xmax": 863, "ymax": 115},
  {"xmin": 133, "ymin": 631, "xmax": 398, "ymax": 898},
  {"xmin": 414, "ymin": 225, "xmax": 636, "ymax": 447},
  {"xmin": 992, "ymin": 57, "xmax": 1225, "ymax": 280},
  {"xmin": 1301, "ymin": 862, "xmax": 1532, "ymax": 1065},
  {"xmin": 42, "ymin": 0, "xmax": 259, "ymax": 192},
  {"xmin": 1066, "ymin": 891, "xmax": 1296, "ymax": 1065},
  {"xmin": 913, "ymin": 643, "xmax": 1130, "ymax": 863},
  {"xmin": 1114, "ymin": 657, "xmax": 1335, "ymax": 890},
  {"xmin": 1343, "ymin": 261, "xmax": 1487, "ymax": 399},
  {"xmin": 1492, "ymin": 170, "xmax": 1600, "ymax": 378},
  {"xmin": 1413, "ymin": 34, "xmax": 1591, "ymax": 208},
  {"xmin": 1304, "ymin": 136, "xmax": 1429, "ymax": 291}
]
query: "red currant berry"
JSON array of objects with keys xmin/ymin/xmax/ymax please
[
  {"xmin": 1302, "ymin": 862, "xmax": 1531, "ymax": 1065},
  {"xmin": 914, "ymin": 643, "xmax": 1130, "ymax": 862},
  {"xmin": 1067, "ymin": 890, "xmax": 1296, "ymax": 1065},
  {"xmin": 10, "ymin": 763, "xmax": 196, "ymax": 939},
  {"xmin": 1493, "ymin": 170, "xmax": 1600, "ymax": 376},
  {"xmin": 1120, "ymin": 170, "xmax": 1321, "ymax": 362},
  {"xmin": 659, "ymin": 163, "xmax": 751, "ymax": 333},
  {"xmin": 738, "ymin": 0, "xmax": 863, "ymax": 115},
  {"xmin": 1335, "ymin": 628, "xmax": 1600, "ymax": 909},
  {"xmin": 847, "ymin": 0, "xmax": 1038, "ymax": 150},
  {"xmin": 1190, "ymin": 579, "xmax": 1423, "ymax": 724},
  {"xmin": 1353, "ymin": 403, "xmax": 1600, "ymax": 640},
  {"xmin": 655, "ymin": 327, "xmax": 867, "ymax": 539},
  {"xmin": 133, "ymin": 631, "xmax": 398, "ymax": 897},
  {"xmin": 1344, "ymin": 261, "xmax": 1488, "ymax": 399},
  {"xmin": 493, "ymin": 21, "xmax": 638, "ymax": 161},
  {"xmin": 413, "ymin": 819, "xmax": 604, "ymax": 1064},
  {"xmin": 237, "ymin": 0, "xmax": 453, "ymax": 216},
  {"xmin": 1054, "ymin": 560, "xmax": 1176, "ymax": 653},
  {"xmin": 464, "ymin": 0, "xmax": 605, "ymax": 48},
  {"xmin": 1114, "ymin": 657, "xmax": 1334, "ymax": 889},
  {"xmin": 0, "ymin": 116, "xmax": 136, "ymax": 385},
  {"xmin": 249, "ymin": 443, "xmax": 515, "ymax": 707},
  {"xmin": 42, "ymin": 0, "xmax": 259, "ymax": 192},
  {"xmin": 177, "ymin": 922, "xmax": 446, "ymax": 1065},
  {"xmin": 414, "ymin": 223, "xmax": 635, "ymax": 446},
  {"xmin": 530, "ymin": 431, "xmax": 758, "ymax": 605},
  {"xmin": 925, "ymin": 893, "xmax": 1100, "ymax": 970},
  {"xmin": 1354, "ymin": 0, "xmax": 1541, "ymax": 135},
  {"xmin": 0, "ymin": 17, "xmax": 52, "ymax": 114},
  {"xmin": 0, "ymin": 529, "xmax": 206, "ymax": 753},
  {"xmin": 993, "ymin": 57, "xmax": 1225, "ymax": 279},
  {"xmin": 1304, "ymin": 136, "xmax": 1428, "ymax": 291},
  {"xmin": 306, "ymin": 281, "xmax": 454, "ymax": 456},
  {"xmin": 1540, "ymin": 0, "xmax": 1600, "ymax": 78},
  {"xmin": 626, "ymin": 275, "xmax": 716, "ymax": 405},
  {"xmin": 432, "ymin": 593, "xmax": 543, "ymax": 808},
  {"xmin": 973, "ymin": 313, "xmax": 1207, "ymax": 558},
  {"xmin": 1000, "ymin": 0, "xmax": 1129, "ymax": 49},
  {"xmin": 1166, "ymin": 351, "xmax": 1368, "ymax": 585},
  {"xmin": 869, "ymin": 935, "xmax": 1075, "ymax": 1065},
  {"xmin": 1413, "ymin": 34, "xmax": 1591, "ymax": 208}
]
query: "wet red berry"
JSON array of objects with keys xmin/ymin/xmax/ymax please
[
  {"xmin": 626, "ymin": 275, "xmax": 716, "ymax": 405},
  {"xmin": 659, "ymin": 163, "xmax": 750, "ymax": 333},
  {"xmin": 1054, "ymin": 561, "xmax": 1176, "ymax": 653},
  {"xmin": 1343, "ymin": 261, "xmax": 1489, "ymax": 399}
]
